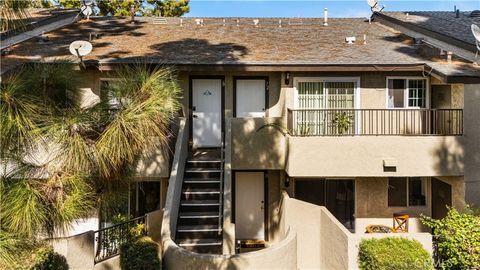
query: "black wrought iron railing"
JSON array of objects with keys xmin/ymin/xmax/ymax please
[
  {"xmin": 287, "ymin": 108, "xmax": 463, "ymax": 136},
  {"xmin": 94, "ymin": 215, "xmax": 147, "ymax": 264}
]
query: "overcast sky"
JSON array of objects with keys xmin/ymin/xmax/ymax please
[{"xmin": 184, "ymin": 0, "xmax": 480, "ymax": 18}]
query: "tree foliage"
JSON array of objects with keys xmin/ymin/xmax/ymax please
[
  {"xmin": 146, "ymin": 0, "xmax": 189, "ymax": 16},
  {"xmin": 422, "ymin": 207, "xmax": 480, "ymax": 270},
  {"xmin": 0, "ymin": 62, "xmax": 181, "ymax": 268},
  {"xmin": 0, "ymin": 0, "xmax": 31, "ymax": 32},
  {"xmin": 57, "ymin": 0, "xmax": 189, "ymax": 17}
]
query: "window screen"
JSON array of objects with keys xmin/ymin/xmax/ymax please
[
  {"xmin": 295, "ymin": 179, "xmax": 326, "ymax": 206},
  {"xmin": 297, "ymin": 82, "xmax": 324, "ymax": 109},
  {"xmin": 409, "ymin": 177, "xmax": 426, "ymax": 206},
  {"xmin": 388, "ymin": 177, "xmax": 407, "ymax": 207},
  {"xmin": 325, "ymin": 82, "xmax": 355, "ymax": 109},
  {"xmin": 388, "ymin": 79, "xmax": 405, "ymax": 108}
]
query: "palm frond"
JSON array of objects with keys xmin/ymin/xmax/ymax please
[
  {"xmin": 0, "ymin": 178, "xmax": 48, "ymax": 238},
  {"xmin": 96, "ymin": 65, "xmax": 181, "ymax": 178},
  {"xmin": 0, "ymin": 0, "xmax": 30, "ymax": 33},
  {"xmin": 0, "ymin": 72, "xmax": 49, "ymax": 158},
  {"xmin": 21, "ymin": 61, "xmax": 81, "ymax": 109},
  {"xmin": 0, "ymin": 231, "xmax": 36, "ymax": 269}
]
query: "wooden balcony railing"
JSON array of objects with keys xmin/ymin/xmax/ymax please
[{"xmin": 287, "ymin": 109, "xmax": 463, "ymax": 136}]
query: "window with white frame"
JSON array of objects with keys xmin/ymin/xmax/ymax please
[
  {"xmin": 388, "ymin": 177, "xmax": 427, "ymax": 207},
  {"xmin": 294, "ymin": 79, "xmax": 357, "ymax": 135},
  {"xmin": 387, "ymin": 78, "xmax": 427, "ymax": 108},
  {"xmin": 297, "ymin": 81, "xmax": 355, "ymax": 109}
]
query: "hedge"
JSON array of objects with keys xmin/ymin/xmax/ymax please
[
  {"xmin": 422, "ymin": 207, "xmax": 480, "ymax": 269},
  {"xmin": 120, "ymin": 236, "xmax": 161, "ymax": 270},
  {"xmin": 358, "ymin": 237, "xmax": 433, "ymax": 270},
  {"xmin": 30, "ymin": 246, "xmax": 68, "ymax": 270}
]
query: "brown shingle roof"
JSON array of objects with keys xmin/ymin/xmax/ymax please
[
  {"xmin": 381, "ymin": 11, "xmax": 480, "ymax": 47},
  {"xmin": 1, "ymin": 16, "xmax": 479, "ymax": 78}
]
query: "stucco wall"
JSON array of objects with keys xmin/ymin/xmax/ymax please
[
  {"xmin": 283, "ymin": 197, "xmax": 322, "ymax": 269},
  {"xmin": 50, "ymin": 231, "xmax": 95, "ymax": 270},
  {"xmin": 282, "ymin": 193, "xmax": 433, "ymax": 270},
  {"xmin": 287, "ymin": 136, "xmax": 463, "ymax": 177},
  {"xmin": 162, "ymin": 232, "xmax": 297, "ymax": 270},
  {"xmin": 463, "ymin": 84, "xmax": 480, "ymax": 206},
  {"xmin": 231, "ymin": 117, "xmax": 286, "ymax": 170}
]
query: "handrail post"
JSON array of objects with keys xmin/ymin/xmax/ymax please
[{"xmin": 219, "ymin": 131, "xmax": 225, "ymax": 235}]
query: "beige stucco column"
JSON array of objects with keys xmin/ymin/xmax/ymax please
[{"xmin": 463, "ymin": 83, "xmax": 480, "ymax": 206}]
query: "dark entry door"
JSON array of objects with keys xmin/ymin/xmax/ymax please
[
  {"xmin": 295, "ymin": 179, "xmax": 355, "ymax": 230},
  {"xmin": 431, "ymin": 178, "xmax": 452, "ymax": 220}
]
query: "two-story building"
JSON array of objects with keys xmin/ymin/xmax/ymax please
[{"xmin": 2, "ymin": 8, "xmax": 479, "ymax": 269}]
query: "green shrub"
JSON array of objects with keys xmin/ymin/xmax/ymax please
[
  {"xmin": 30, "ymin": 246, "xmax": 68, "ymax": 270},
  {"xmin": 358, "ymin": 237, "xmax": 433, "ymax": 270},
  {"xmin": 120, "ymin": 236, "xmax": 160, "ymax": 270},
  {"xmin": 422, "ymin": 207, "xmax": 480, "ymax": 269}
]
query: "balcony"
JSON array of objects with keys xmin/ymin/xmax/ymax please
[
  {"xmin": 287, "ymin": 109, "xmax": 463, "ymax": 136},
  {"xmin": 285, "ymin": 109, "xmax": 464, "ymax": 177}
]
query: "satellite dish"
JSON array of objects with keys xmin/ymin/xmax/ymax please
[
  {"xmin": 472, "ymin": 24, "xmax": 480, "ymax": 58},
  {"xmin": 69, "ymin": 40, "xmax": 92, "ymax": 57},
  {"xmin": 82, "ymin": 5, "xmax": 92, "ymax": 17},
  {"xmin": 367, "ymin": 0, "xmax": 384, "ymax": 12}
]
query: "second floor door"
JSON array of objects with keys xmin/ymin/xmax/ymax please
[{"xmin": 191, "ymin": 78, "xmax": 223, "ymax": 148}]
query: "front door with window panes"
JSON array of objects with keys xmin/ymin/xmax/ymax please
[{"xmin": 296, "ymin": 80, "xmax": 356, "ymax": 135}]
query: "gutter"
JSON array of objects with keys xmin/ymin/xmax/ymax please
[{"xmin": 1, "ymin": 10, "xmax": 78, "ymax": 51}]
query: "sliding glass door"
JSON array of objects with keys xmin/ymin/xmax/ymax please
[{"xmin": 295, "ymin": 79, "xmax": 357, "ymax": 135}]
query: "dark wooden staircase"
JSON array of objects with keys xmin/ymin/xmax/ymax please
[{"xmin": 175, "ymin": 149, "xmax": 223, "ymax": 254}]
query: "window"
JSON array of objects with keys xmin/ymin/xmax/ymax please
[
  {"xmin": 297, "ymin": 81, "xmax": 355, "ymax": 109},
  {"xmin": 100, "ymin": 79, "xmax": 130, "ymax": 110},
  {"xmin": 388, "ymin": 177, "xmax": 426, "ymax": 207},
  {"xmin": 130, "ymin": 182, "xmax": 161, "ymax": 217},
  {"xmin": 387, "ymin": 78, "xmax": 427, "ymax": 108},
  {"xmin": 295, "ymin": 78, "xmax": 358, "ymax": 135}
]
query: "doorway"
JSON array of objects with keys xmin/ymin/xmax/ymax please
[
  {"xmin": 234, "ymin": 172, "xmax": 266, "ymax": 240},
  {"xmin": 190, "ymin": 77, "xmax": 224, "ymax": 148},
  {"xmin": 234, "ymin": 77, "xmax": 268, "ymax": 117},
  {"xmin": 295, "ymin": 179, "xmax": 355, "ymax": 230},
  {"xmin": 431, "ymin": 178, "xmax": 452, "ymax": 220}
]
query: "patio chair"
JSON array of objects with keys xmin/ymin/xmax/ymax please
[{"xmin": 393, "ymin": 213, "xmax": 409, "ymax": 232}]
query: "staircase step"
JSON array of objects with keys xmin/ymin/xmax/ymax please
[
  {"xmin": 183, "ymin": 189, "xmax": 220, "ymax": 194},
  {"xmin": 177, "ymin": 238, "xmax": 222, "ymax": 247},
  {"xmin": 180, "ymin": 200, "xmax": 220, "ymax": 206},
  {"xmin": 187, "ymin": 159, "xmax": 222, "ymax": 163},
  {"xmin": 185, "ymin": 168, "xmax": 222, "ymax": 173},
  {"xmin": 179, "ymin": 212, "xmax": 220, "ymax": 219},
  {"xmin": 177, "ymin": 225, "xmax": 221, "ymax": 233},
  {"xmin": 184, "ymin": 178, "xmax": 220, "ymax": 183}
]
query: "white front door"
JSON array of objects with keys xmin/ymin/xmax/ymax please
[
  {"xmin": 235, "ymin": 79, "xmax": 266, "ymax": 117},
  {"xmin": 235, "ymin": 172, "xmax": 265, "ymax": 240},
  {"xmin": 192, "ymin": 79, "xmax": 222, "ymax": 147}
]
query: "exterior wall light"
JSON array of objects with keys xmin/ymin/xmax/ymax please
[{"xmin": 285, "ymin": 71, "xmax": 291, "ymax": 85}]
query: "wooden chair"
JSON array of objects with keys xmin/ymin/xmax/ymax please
[{"xmin": 393, "ymin": 213, "xmax": 409, "ymax": 232}]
